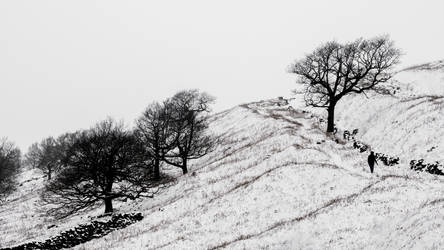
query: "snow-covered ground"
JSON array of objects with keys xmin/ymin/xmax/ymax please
[
  {"xmin": 397, "ymin": 60, "xmax": 444, "ymax": 96},
  {"xmin": 334, "ymin": 60, "xmax": 444, "ymax": 164},
  {"xmin": 0, "ymin": 167, "xmax": 105, "ymax": 248},
  {"xmin": 291, "ymin": 59, "xmax": 444, "ymax": 164},
  {"xmin": 1, "ymin": 60, "xmax": 444, "ymax": 249}
]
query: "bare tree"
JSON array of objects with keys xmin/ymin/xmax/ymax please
[
  {"xmin": 38, "ymin": 137, "xmax": 58, "ymax": 180},
  {"xmin": 289, "ymin": 36, "xmax": 401, "ymax": 132},
  {"xmin": 135, "ymin": 101, "xmax": 175, "ymax": 181},
  {"xmin": 25, "ymin": 136, "xmax": 65, "ymax": 180},
  {"xmin": 24, "ymin": 142, "xmax": 41, "ymax": 168},
  {"xmin": 163, "ymin": 90, "xmax": 215, "ymax": 174},
  {"xmin": 42, "ymin": 119, "xmax": 158, "ymax": 216},
  {"xmin": 0, "ymin": 138, "xmax": 21, "ymax": 198}
]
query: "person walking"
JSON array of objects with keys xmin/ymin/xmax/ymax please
[{"xmin": 368, "ymin": 151, "xmax": 378, "ymax": 173}]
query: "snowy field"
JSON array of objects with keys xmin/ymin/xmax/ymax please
[{"xmin": 1, "ymin": 61, "xmax": 444, "ymax": 249}]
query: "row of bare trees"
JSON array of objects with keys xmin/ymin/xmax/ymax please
[
  {"xmin": 9, "ymin": 36, "xmax": 400, "ymax": 216},
  {"xmin": 23, "ymin": 89, "xmax": 214, "ymax": 216}
]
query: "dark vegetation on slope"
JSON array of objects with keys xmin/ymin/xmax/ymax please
[
  {"xmin": 2, "ymin": 213, "xmax": 143, "ymax": 250},
  {"xmin": 0, "ymin": 139, "xmax": 21, "ymax": 200},
  {"xmin": 410, "ymin": 160, "xmax": 444, "ymax": 176}
]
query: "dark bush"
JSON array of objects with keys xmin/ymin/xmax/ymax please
[{"xmin": 410, "ymin": 159, "xmax": 444, "ymax": 176}]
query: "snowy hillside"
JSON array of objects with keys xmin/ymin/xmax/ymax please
[
  {"xmin": 290, "ymin": 59, "xmax": 444, "ymax": 165},
  {"xmin": 2, "ymin": 96, "xmax": 444, "ymax": 249},
  {"xmin": 330, "ymin": 59, "xmax": 444, "ymax": 164},
  {"xmin": 395, "ymin": 60, "xmax": 444, "ymax": 95}
]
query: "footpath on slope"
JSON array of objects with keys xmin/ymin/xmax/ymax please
[
  {"xmin": 210, "ymin": 99, "xmax": 444, "ymax": 250},
  {"xmin": 2, "ymin": 98, "xmax": 444, "ymax": 250},
  {"xmin": 73, "ymin": 98, "xmax": 444, "ymax": 250}
]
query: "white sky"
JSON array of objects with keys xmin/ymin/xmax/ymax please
[{"xmin": 1, "ymin": 0, "xmax": 443, "ymax": 150}]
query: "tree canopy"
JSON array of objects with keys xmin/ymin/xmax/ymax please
[
  {"xmin": 42, "ymin": 119, "xmax": 158, "ymax": 216},
  {"xmin": 290, "ymin": 36, "xmax": 401, "ymax": 132}
]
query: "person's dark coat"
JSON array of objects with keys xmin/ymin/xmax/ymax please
[{"xmin": 368, "ymin": 152, "xmax": 378, "ymax": 173}]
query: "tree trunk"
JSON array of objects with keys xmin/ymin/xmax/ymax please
[
  {"xmin": 47, "ymin": 168, "xmax": 52, "ymax": 180},
  {"xmin": 154, "ymin": 158, "xmax": 160, "ymax": 181},
  {"xmin": 181, "ymin": 158, "xmax": 188, "ymax": 174},
  {"xmin": 104, "ymin": 178, "xmax": 113, "ymax": 213},
  {"xmin": 104, "ymin": 197, "xmax": 113, "ymax": 213},
  {"xmin": 327, "ymin": 101, "xmax": 336, "ymax": 133}
]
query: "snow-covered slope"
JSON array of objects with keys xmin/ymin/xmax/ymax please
[
  {"xmin": 290, "ymin": 59, "xmax": 444, "ymax": 164},
  {"xmin": 2, "ymin": 97, "xmax": 444, "ymax": 250},
  {"xmin": 397, "ymin": 60, "xmax": 444, "ymax": 95},
  {"xmin": 330, "ymin": 60, "xmax": 444, "ymax": 164},
  {"xmin": 0, "ymin": 168, "xmax": 106, "ymax": 248},
  {"xmin": 2, "ymin": 60, "xmax": 444, "ymax": 249}
]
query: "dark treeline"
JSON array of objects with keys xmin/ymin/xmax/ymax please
[
  {"xmin": 15, "ymin": 89, "xmax": 215, "ymax": 217},
  {"xmin": 0, "ymin": 138, "xmax": 21, "ymax": 200}
]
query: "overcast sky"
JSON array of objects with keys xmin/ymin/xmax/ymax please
[{"xmin": 1, "ymin": 0, "xmax": 443, "ymax": 150}]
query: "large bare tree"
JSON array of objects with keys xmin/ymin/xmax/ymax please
[
  {"xmin": 135, "ymin": 101, "xmax": 175, "ymax": 180},
  {"xmin": 289, "ymin": 36, "xmax": 401, "ymax": 132},
  {"xmin": 163, "ymin": 90, "xmax": 215, "ymax": 174},
  {"xmin": 42, "ymin": 119, "xmax": 158, "ymax": 216}
]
